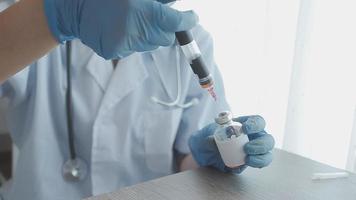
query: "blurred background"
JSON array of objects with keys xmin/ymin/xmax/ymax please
[{"xmin": 1, "ymin": 0, "xmax": 356, "ymax": 181}]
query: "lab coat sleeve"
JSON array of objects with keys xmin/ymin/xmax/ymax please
[{"xmin": 174, "ymin": 25, "xmax": 230, "ymax": 154}]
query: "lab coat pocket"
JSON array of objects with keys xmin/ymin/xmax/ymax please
[{"xmin": 143, "ymin": 110, "xmax": 181, "ymax": 174}]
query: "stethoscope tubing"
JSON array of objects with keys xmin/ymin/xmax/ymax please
[{"xmin": 65, "ymin": 41, "xmax": 77, "ymax": 160}]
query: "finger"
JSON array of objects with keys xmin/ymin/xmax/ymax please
[
  {"xmin": 246, "ymin": 131, "xmax": 266, "ymax": 141},
  {"xmin": 188, "ymin": 133, "xmax": 221, "ymax": 168},
  {"xmin": 188, "ymin": 127, "xmax": 218, "ymax": 154},
  {"xmin": 245, "ymin": 152, "xmax": 273, "ymax": 168},
  {"xmin": 244, "ymin": 134, "xmax": 275, "ymax": 155},
  {"xmin": 233, "ymin": 115, "xmax": 266, "ymax": 135},
  {"xmin": 154, "ymin": 2, "xmax": 199, "ymax": 32}
]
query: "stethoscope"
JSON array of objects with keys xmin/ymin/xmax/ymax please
[
  {"xmin": 62, "ymin": 41, "xmax": 88, "ymax": 182},
  {"xmin": 61, "ymin": 41, "xmax": 198, "ymax": 182}
]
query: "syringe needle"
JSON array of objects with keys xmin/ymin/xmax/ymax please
[{"xmin": 207, "ymin": 86, "xmax": 217, "ymax": 101}]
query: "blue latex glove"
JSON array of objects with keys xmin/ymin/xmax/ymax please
[
  {"xmin": 188, "ymin": 115, "xmax": 275, "ymax": 174},
  {"xmin": 44, "ymin": 0, "xmax": 198, "ymax": 59}
]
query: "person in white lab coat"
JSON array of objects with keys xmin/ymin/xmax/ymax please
[
  {"xmin": 0, "ymin": 25, "xmax": 274, "ymax": 199},
  {"xmin": 0, "ymin": 26, "xmax": 209, "ymax": 199},
  {"xmin": 0, "ymin": 4, "xmax": 274, "ymax": 200}
]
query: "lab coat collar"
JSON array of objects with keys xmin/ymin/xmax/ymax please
[
  {"xmin": 69, "ymin": 40, "xmax": 113, "ymax": 92},
  {"xmin": 85, "ymin": 54, "xmax": 114, "ymax": 92},
  {"xmin": 97, "ymin": 53, "xmax": 148, "ymax": 114}
]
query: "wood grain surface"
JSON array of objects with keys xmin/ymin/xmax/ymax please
[{"xmin": 85, "ymin": 149, "xmax": 356, "ymax": 200}]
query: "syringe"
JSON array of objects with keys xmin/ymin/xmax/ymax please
[{"xmin": 175, "ymin": 31, "xmax": 217, "ymax": 101}]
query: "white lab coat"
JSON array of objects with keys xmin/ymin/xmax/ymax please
[{"xmin": 0, "ymin": 23, "xmax": 229, "ymax": 199}]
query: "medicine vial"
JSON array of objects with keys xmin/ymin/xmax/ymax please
[{"xmin": 214, "ymin": 111, "xmax": 249, "ymax": 168}]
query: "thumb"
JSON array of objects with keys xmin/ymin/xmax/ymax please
[
  {"xmin": 154, "ymin": 2, "xmax": 199, "ymax": 32},
  {"xmin": 233, "ymin": 115, "xmax": 266, "ymax": 135}
]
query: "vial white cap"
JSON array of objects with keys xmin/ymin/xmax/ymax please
[{"xmin": 215, "ymin": 111, "xmax": 233, "ymax": 125}]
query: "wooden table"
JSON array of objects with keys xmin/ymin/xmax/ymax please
[{"xmin": 85, "ymin": 149, "xmax": 356, "ymax": 200}]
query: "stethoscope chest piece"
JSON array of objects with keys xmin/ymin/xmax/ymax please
[{"xmin": 62, "ymin": 157, "xmax": 88, "ymax": 182}]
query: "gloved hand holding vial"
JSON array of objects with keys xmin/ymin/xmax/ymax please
[{"xmin": 189, "ymin": 112, "xmax": 275, "ymax": 173}]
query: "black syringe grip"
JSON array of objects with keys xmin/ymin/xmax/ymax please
[
  {"xmin": 175, "ymin": 31, "xmax": 194, "ymax": 45},
  {"xmin": 191, "ymin": 57, "xmax": 210, "ymax": 80},
  {"xmin": 175, "ymin": 31, "xmax": 212, "ymax": 85}
]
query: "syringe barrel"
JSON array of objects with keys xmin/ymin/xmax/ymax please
[{"xmin": 175, "ymin": 31, "xmax": 213, "ymax": 87}]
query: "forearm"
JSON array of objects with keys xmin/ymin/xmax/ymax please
[
  {"xmin": 0, "ymin": 0, "xmax": 57, "ymax": 82},
  {"xmin": 178, "ymin": 154, "xmax": 199, "ymax": 172}
]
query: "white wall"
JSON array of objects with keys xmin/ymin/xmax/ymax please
[{"xmin": 284, "ymin": 0, "xmax": 356, "ymax": 169}]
